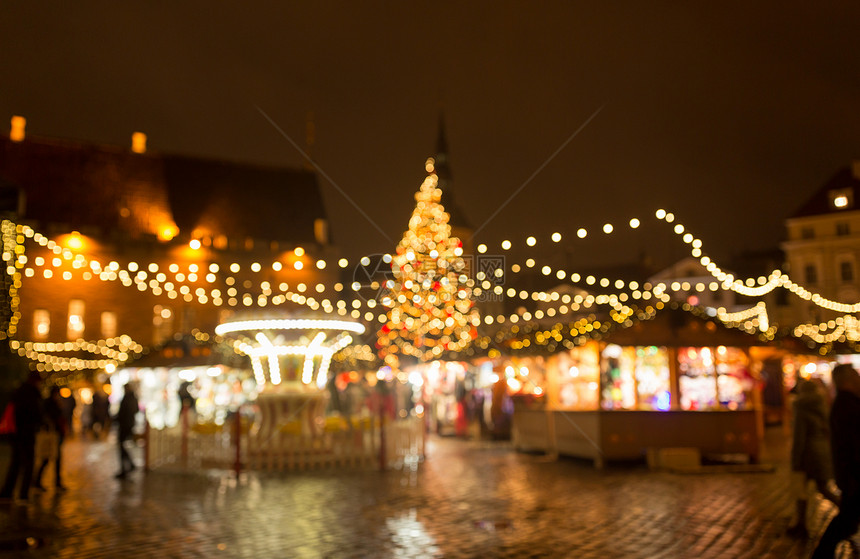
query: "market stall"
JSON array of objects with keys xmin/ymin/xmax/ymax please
[{"xmin": 510, "ymin": 307, "xmax": 791, "ymax": 467}]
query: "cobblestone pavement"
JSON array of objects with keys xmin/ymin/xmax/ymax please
[{"xmin": 0, "ymin": 427, "xmax": 851, "ymax": 558}]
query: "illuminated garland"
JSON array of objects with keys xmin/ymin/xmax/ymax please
[
  {"xmin": 793, "ymin": 315, "xmax": 860, "ymax": 344},
  {"xmin": 8, "ymin": 335, "xmax": 143, "ymax": 373},
  {"xmin": 7, "ymin": 200, "xmax": 860, "ymax": 361},
  {"xmin": 496, "ymin": 209, "xmax": 860, "ymax": 317}
]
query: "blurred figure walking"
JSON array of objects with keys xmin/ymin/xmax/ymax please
[
  {"xmin": 33, "ymin": 386, "xmax": 67, "ymax": 491},
  {"xmin": 114, "ymin": 383, "xmax": 139, "ymax": 479},
  {"xmin": 786, "ymin": 379, "xmax": 839, "ymax": 537}
]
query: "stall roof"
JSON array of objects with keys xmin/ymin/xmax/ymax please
[{"xmin": 600, "ymin": 305, "xmax": 774, "ymax": 348}]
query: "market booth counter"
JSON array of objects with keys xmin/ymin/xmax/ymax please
[{"xmin": 511, "ymin": 307, "xmax": 771, "ymax": 468}]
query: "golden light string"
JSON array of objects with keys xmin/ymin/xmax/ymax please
[
  {"xmin": 18, "ymin": 223, "xmax": 409, "ymax": 321},
  {"xmin": 497, "ymin": 209, "xmax": 860, "ymax": 315},
  {"xmin": 10, "ymin": 219, "xmax": 848, "ymax": 323},
  {"xmin": 793, "ymin": 315, "xmax": 860, "ymax": 344},
  {"xmin": 14, "ymin": 210, "xmax": 860, "ymax": 349},
  {"xmin": 17, "ymin": 216, "xmax": 854, "ymax": 316}
]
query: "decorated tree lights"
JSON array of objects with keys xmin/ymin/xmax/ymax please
[{"xmin": 377, "ymin": 158, "xmax": 478, "ymax": 368}]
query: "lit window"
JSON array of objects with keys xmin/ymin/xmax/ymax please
[
  {"xmin": 33, "ymin": 309, "xmax": 50, "ymax": 340},
  {"xmin": 67, "ymin": 299, "xmax": 85, "ymax": 340},
  {"xmin": 101, "ymin": 311, "xmax": 117, "ymax": 338},
  {"xmin": 830, "ymin": 189, "xmax": 853, "ymax": 211}
]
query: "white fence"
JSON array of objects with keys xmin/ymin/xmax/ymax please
[{"xmin": 145, "ymin": 414, "xmax": 425, "ymax": 473}]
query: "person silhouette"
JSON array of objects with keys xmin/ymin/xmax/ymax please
[
  {"xmin": 114, "ymin": 383, "xmax": 139, "ymax": 479},
  {"xmin": 812, "ymin": 364, "xmax": 860, "ymax": 557},
  {"xmin": 33, "ymin": 386, "xmax": 67, "ymax": 491},
  {"xmin": 0, "ymin": 371, "xmax": 44, "ymax": 501},
  {"xmin": 786, "ymin": 379, "xmax": 839, "ymax": 537}
]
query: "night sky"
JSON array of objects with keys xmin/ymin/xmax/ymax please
[{"xmin": 2, "ymin": 3, "xmax": 859, "ymax": 271}]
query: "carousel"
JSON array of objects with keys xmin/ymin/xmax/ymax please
[{"xmin": 214, "ymin": 314, "xmax": 365, "ymax": 440}]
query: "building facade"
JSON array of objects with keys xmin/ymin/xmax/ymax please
[
  {"xmin": 1, "ymin": 118, "xmax": 340, "ymax": 377},
  {"xmin": 781, "ymin": 162, "xmax": 860, "ymax": 326}
]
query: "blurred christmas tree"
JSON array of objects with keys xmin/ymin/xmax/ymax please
[{"xmin": 376, "ymin": 158, "xmax": 477, "ymax": 367}]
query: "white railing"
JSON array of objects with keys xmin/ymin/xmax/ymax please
[{"xmin": 145, "ymin": 412, "xmax": 425, "ymax": 473}]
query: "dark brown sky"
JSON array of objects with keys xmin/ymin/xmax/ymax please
[{"xmin": 2, "ymin": 3, "xmax": 859, "ymax": 270}]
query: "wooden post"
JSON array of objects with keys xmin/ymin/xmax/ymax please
[
  {"xmin": 379, "ymin": 397, "xmax": 387, "ymax": 471},
  {"xmin": 546, "ymin": 409, "xmax": 558, "ymax": 460},
  {"xmin": 233, "ymin": 408, "xmax": 242, "ymax": 476},
  {"xmin": 747, "ymin": 348, "xmax": 764, "ymax": 441},
  {"xmin": 143, "ymin": 417, "xmax": 150, "ymax": 472},
  {"xmin": 181, "ymin": 406, "xmax": 189, "ymax": 468},
  {"xmin": 421, "ymin": 411, "xmax": 428, "ymax": 460},
  {"xmin": 668, "ymin": 347, "xmax": 681, "ymax": 410},
  {"xmin": 712, "ymin": 347, "xmax": 720, "ymax": 409}
]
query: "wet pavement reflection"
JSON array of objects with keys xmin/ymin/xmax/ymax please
[{"xmin": 0, "ymin": 429, "xmax": 841, "ymax": 558}]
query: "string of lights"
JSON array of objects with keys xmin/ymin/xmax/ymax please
[{"xmin": 7, "ymin": 200, "xmax": 860, "ymax": 363}]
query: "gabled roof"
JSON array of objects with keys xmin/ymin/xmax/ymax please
[
  {"xmin": 0, "ymin": 134, "xmax": 326, "ymax": 244},
  {"xmin": 162, "ymin": 154, "xmax": 325, "ymax": 244},
  {"xmin": 791, "ymin": 165, "xmax": 860, "ymax": 219}
]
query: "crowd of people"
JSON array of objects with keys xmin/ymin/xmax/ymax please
[{"xmin": 0, "ymin": 373, "xmax": 141, "ymax": 502}]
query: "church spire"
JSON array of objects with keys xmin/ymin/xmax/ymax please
[
  {"xmin": 436, "ymin": 113, "xmax": 449, "ymax": 158},
  {"xmin": 434, "ymin": 113, "xmax": 452, "ymax": 184},
  {"xmin": 429, "ymin": 113, "xmax": 469, "ymax": 230}
]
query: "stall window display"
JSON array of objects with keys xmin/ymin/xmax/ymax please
[
  {"xmin": 678, "ymin": 346, "xmax": 754, "ymax": 410},
  {"xmin": 557, "ymin": 346, "xmax": 600, "ymax": 410},
  {"xmin": 601, "ymin": 344, "xmax": 636, "ymax": 410},
  {"xmin": 594, "ymin": 344, "xmax": 670, "ymax": 411},
  {"xmin": 715, "ymin": 346, "xmax": 753, "ymax": 410},
  {"xmin": 678, "ymin": 347, "xmax": 717, "ymax": 410},
  {"xmin": 634, "ymin": 346, "xmax": 671, "ymax": 411}
]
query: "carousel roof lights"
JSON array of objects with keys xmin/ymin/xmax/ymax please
[{"xmin": 219, "ymin": 318, "xmax": 367, "ymax": 337}]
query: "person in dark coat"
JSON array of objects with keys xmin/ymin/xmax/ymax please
[
  {"xmin": 33, "ymin": 386, "xmax": 67, "ymax": 491},
  {"xmin": 787, "ymin": 379, "xmax": 839, "ymax": 537},
  {"xmin": 812, "ymin": 364, "xmax": 860, "ymax": 558},
  {"xmin": 115, "ymin": 383, "xmax": 139, "ymax": 479},
  {"xmin": 0, "ymin": 371, "xmax": 44, "ymax": 501}
]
